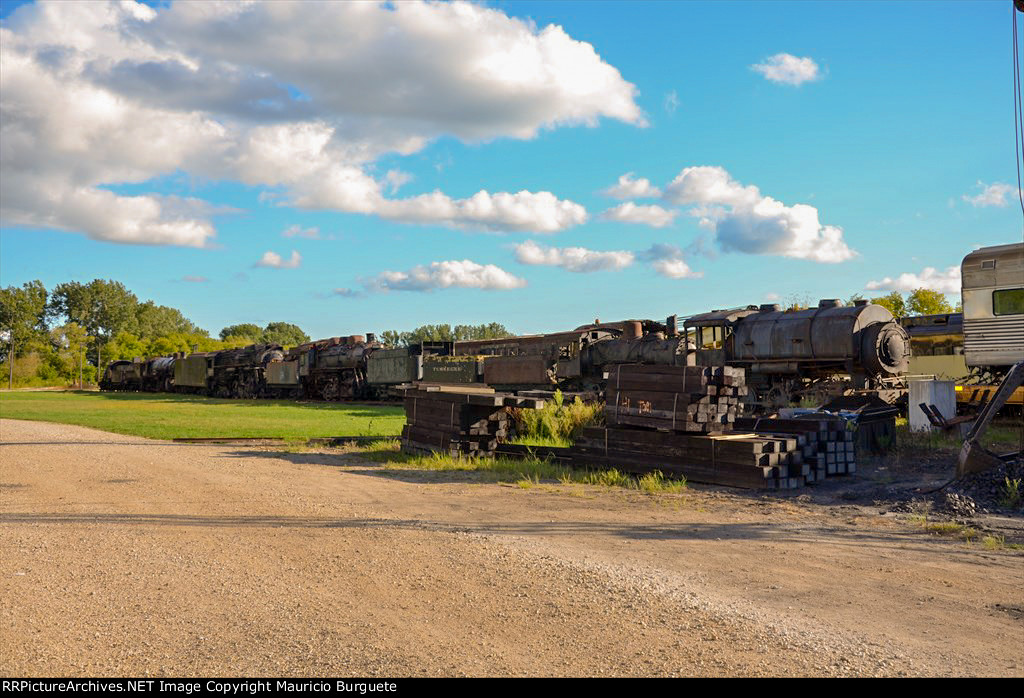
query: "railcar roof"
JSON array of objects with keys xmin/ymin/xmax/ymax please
[
  {"xmin": 682, "ymin": 306, "xmax": 759, "ymax": 326},
  {"xmin": 962, "ymin": 242, "xmax": 1023, "ymax": 265},
  {"xmin": 900, "ymin": 312, "xmax": 963, "ymax": 336}
]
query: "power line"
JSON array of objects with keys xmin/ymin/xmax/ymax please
[{"xmin": 1014, "ymin": 3, "xmax": 1024, "ymax": 227}]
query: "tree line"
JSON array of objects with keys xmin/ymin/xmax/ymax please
[
  {"xmin": 779, "ymin": 289, "xmax": 958, "ymax": 316},
  {"xmin": 854, "ymin": 289, "xmax": 958, "ymax": 318},
  {"xmin": 377, "ymin": 323, "xmax": 511, "ymax": 348},
  {"xmin": 0, "ymin": 277, "xmax": 510, "ymax": 389},
  {"xmin": 0, "ymin": 279, "xmax": 309, "ymax": 389}
]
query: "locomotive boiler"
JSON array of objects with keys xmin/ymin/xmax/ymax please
[{"xmin": 681, "ymin": 299, "xmax": 910, "ymax": 404}]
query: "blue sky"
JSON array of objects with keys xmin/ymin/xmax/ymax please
[{"xmin": 0, "ymin": 0, "xmax": 1019, "ymax": 339}]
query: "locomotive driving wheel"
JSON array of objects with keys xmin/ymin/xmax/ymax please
[
  {"xmin": 764, "ymin": 379, "xmax": 797, "ymax": 410},
  {"xmin": 320, "ymin": 375, "xmax": 341, "ymax": 401}
]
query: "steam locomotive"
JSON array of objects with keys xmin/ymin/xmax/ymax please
[{"xmin": 100, "ymin": 299, "xmax": 910, "ymax": 406}]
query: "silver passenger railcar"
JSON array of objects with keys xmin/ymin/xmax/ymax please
[{"xmin": 961, "ymin": 242, "xmax": 1024, "ymax": 374}]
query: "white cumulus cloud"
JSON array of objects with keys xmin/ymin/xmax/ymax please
[
  {"xmin": 663, "ymin": 166, "xmax": 855, "ymax": 263},
  {"xmin": 514, "ymin": 240, "xmax": 634, "ymax": 273},
  {"xmin": 377, "ymin": 189, "xmax": 588, "ymax": 234},
  {"xmin": 638, "ymin": 244, "xmax": 703, "ymax": 279},
  {"xmin": 255, "ymin": 250, "xmax": 302, "ymax": 269},
  {"xmin": 0, "ymin": 0, "xmax": 643, "ymax": 245},
  {"xmin": 599, "ymin": 202, "xmax": 677, "ymax": 228},
  {"xmin": 865, "ymin": 266, "xmax": 961, "ymax": 294},
  {"xmin": 365, "ymin": 260, "xmax": 526, "ymax": 292},
  {"xmin": 602, "ymin": 172, "xmax": 661, "ymax": 199},
  {"xmin": 751, "ymin": 53, "xmax": 821, "ymax": 86},
  {"xmin": 962, "ymin": 181, "xmax": 1020, "ymax": 208}
]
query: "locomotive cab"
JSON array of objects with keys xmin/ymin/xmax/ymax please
[{"xmin": 683, "ymin": 306, "xmax": 759, "ymax": 369}]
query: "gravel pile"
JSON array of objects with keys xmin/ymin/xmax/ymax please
[{"xmin": 947, "ymin": 460, "xmax": 1023, "ymax": 515}]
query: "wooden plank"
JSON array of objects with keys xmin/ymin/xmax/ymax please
[
  {"xmin": 399, "ymin": 389, "xmax": 505, "ymax": 407},
  {"xmin": 581, "ymin": 426, "xmax": 782, "ymax": 453},
  {"xmin": 606, "ymin": 413, "xmax": 711, "ymax": 432},
  {"xmin": 568, "ymin": 451, "xmax": 775, "ymax": 489},
  {"xmin": 609, "ymin": 390, "xmax": 715, "ymax": 410}
]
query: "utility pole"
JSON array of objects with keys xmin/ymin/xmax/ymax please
[{"xmin": 7, "ymin": 339, "xmax": 12, "ymax": 390}]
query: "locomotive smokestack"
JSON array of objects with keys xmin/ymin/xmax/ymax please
[{"xmin": 624, "ymin": 321, "xmax": 642, "ymax": 340}]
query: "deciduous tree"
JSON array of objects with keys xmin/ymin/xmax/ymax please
[
  {"xmin": 870, "ymin": 291, "xmax": 907, "ymax": 318},
  {"xmin": 906, "ymin": 288, "xmax": 954, "ymax": 316},
  {"xmin": 219, "ymin": 323, "xmax": 262, "ymax": 341},
  {"xmin": 0, "ymin": 280, "xmax": 47, "ymax": 388},
  {"xmin": 49, "ymin": 280, "xmax": 138, "ymax": 367},
  {"xmin": 260, "ymin": 322, "xmax": 309, "ymax": 347}
]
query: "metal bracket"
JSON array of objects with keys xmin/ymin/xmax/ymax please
[{"xmin": 957, "ymin": 360, "xmax": 1024, "ymax": 478}]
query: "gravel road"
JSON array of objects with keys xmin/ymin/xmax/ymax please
[{"xmin": 1, "ymin": 418, "xmax": 1021, "ymax": 677}]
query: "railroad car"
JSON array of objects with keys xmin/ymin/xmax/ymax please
[
  {"xmin": 99, "ymin": 359, "xmax": 143, "ymax": 391},
  {"xmin": 451, "ymin": 326, "xmax": 623, "ymax": 391},
  {"xmin": 139, "ymin": 356, "xmax": 175, "ymax": 392},
  {"xmin": 99, "ymin": 356, "xmax": 175, "ymax": 392},
  {"xmin": 681, "ymin": 300, "xmax": 911, "ymax": 405},
  {"xmin": 960, "ymin": 242, "xmax": 1024, "ymax": 377},
  {"xmin": 170, "ymin": 344, "xmax": 283, "ymax": 398},
  {"xmin": 900, "ymin": 313, "xmax": 967, "ymax": 381},
  {"xmin": 900, "ymin": 311, "xmax": 1024, "ymax": 409},
  {"xmin": 265, "ymin": 336, "xmax": 453, "ymax": 400}
]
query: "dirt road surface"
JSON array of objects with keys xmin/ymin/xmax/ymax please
[{"xmin": 1, "ymin": 419, "xmax": 1021, "ymax": 677}]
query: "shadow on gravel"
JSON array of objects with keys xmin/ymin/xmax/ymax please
[
  {"xmin": 0, "ymin": 441, "xmax": 236, "ymax": 447},
  {"xmin": 0, "ymin": 507, "xmax": 929, "ymax": 540},
  {"xmin": 223, "ymin": 448, "xmax": 959, "ymax": 509},
  {"xmin": 0, "ymin": 511, "xmax": 959, "ymax": 553},
  {"xmin": 247, "ymin": 447, "xmax": 1023, "ymax": 521}
]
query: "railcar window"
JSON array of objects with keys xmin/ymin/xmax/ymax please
[
  {"xmin": 993, "ymin": 288, "xmax": 1024, "ymax": 316},
  {"xmin": 698, "ymin": 326, "xmax": 724, "ymax": 349}
]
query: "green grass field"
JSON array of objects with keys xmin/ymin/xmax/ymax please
[{"xmin": 0, "ymin": 391, "xmax": 405, "ymax": 441}]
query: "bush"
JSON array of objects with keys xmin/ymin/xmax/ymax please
[{"xmin": 511, "ymin": 390, "xmax": 603, "ymax": 443}]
